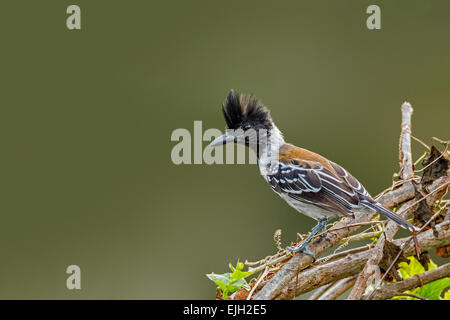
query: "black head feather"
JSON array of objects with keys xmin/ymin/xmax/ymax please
[{"xmin": 221, "ymin": 90, "xmax": 273, "ymax": 130}]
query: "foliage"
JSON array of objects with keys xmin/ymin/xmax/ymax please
[
  {"xmin": 394, "ymin": 256, "xmax": 450, "ymax": 300},
  {"xmin": 206, "ymin": 262, "xmax": 253, "ymax": 300}
]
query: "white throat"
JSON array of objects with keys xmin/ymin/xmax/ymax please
[{"xmin": 258, "ymin": 124, "xmax": 285, "ymax": 176}]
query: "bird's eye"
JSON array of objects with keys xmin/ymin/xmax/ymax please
[{"xmin": 243, "ymin": 124, "xmax": 251, "ymax": 131}]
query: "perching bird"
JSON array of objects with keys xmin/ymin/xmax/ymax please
[{"xmin": 209, "ymin": 90, "xmax": 418, "ymax": 260}]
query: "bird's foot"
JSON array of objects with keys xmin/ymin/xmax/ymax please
[{"xmin": 286, "ymin": 244, "xmax": 316, "ymax": 262}]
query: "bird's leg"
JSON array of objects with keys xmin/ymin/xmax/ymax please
[
  {"xmin": 320, "ymin": 217, "xmax": 328, "ymax": 238},
  {"xmin": 286, "ymin": 218, "xmax": 328, "ymax": 261}
]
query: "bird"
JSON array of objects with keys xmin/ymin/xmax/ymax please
[{"xmin": 209, "ymin": 90, "xmax": 419, "ymax": 260}]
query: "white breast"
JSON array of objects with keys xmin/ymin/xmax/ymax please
[{"xmin": 279, "ymin": 193, "xmax": 338, "ymax": 221}]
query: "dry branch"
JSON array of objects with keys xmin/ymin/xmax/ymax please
[
  {"xmin": 274, "ymin": 221, "xmax": 450, "ymax": 299},
  {"xmin": 253, "ymin": 179, "xmax": 419, "ymax": 300},
  {"xmin": 307, "ymin": 282, "xmax": 334, "ymax": 300},
  {"xmin": 253, "ymin": 210, "xmax": 379, "ymax": 300},
  {"xmin": 365, "ymin": 262, "xmax": 450, "ymax": 300},
  {"xmin": 399, "ymin": 102, "xmax": 415, "ymax": 180},
  {"xmin": 318, "ymin": 276, "xmax": 358, "ymax": 300},
  {"xmin": 347, "ymin": 199, "xmax": 417, "ymax": 299},
  {"xmin": 348, "ymin": 101, "xmax": 416, "ymax": 300}
]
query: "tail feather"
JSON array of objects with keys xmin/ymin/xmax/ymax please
[{"xmin": 360, "ymin": 199, "xmax": 419, "ymax": 232}]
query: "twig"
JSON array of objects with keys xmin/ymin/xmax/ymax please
[
  {"xmin": 419, "ymin": 203, "xmax": 448, "ymax": 232},
  {"xmin": 414, "ymin": 143, "xmax": 448, "ymax": 173},
  {"xmin": 398, "ymin": 101, "xmax": 414, "ymax": 180},
  {"xmin": 401, "ymin": 181, "xmax": 449, "ymax": 212},
  {"xmin": 247, "ymin": 253, "xmax": 292, "ymax": 274},
  {"xmin": 424, "ymin": 176, "xmax": 450, "ymax": 207},
  {"xmin": 308, "ymin": 282, "xmax": 335, "ymax": 300},
  {"xmin": 350, "ymin": 183, "xmax": 449, "ymax": 300},
  {"xmin": 338, "ymin": 231, "xmax": 382, "ymax": 244},
  {"xmin": 245, "ymin": 251, "xmax": 284, "ymax": 267},
  {"xmin": 319, "ymin": 221, "xmax": 385, "ymax": 236},
  {"xmin": 348, "ymin": 102, "xmax": 416, "ymax": 300},
  {"xmin": 313, "ymin": 244, "xmax": 374, "ymax": 266},
  {"xmin": 375, "ymin": 183, "xmax": 416, "ymax": 209},
  {"xmin": 432, "ymin": 137, "xmax": 450, "ymax": 146},
  {"xmin": 411, "ymin": 135, "xmax": 430, "ymax": 151},
  {"xmin": 253, "ymin": 209, "xmax": 380, "ymax": 300},
  {"xmin": 374, "ymin": 177, "xmax": 420, "ymax": 200},
  {"xmin": 318, "ymin": 276, "xmax": 358, "ymax": 300},
  {"xmin": 247, "ymin": 267, "xmax": 269, "ymax": 300},
  {"xmin": 395, "ymin": 293, "xmax": 429, "ymax": 300},
  {"xmin": 414, "ymin": 152, "xmax": 428, "ymax": 167},
  {"xmin": 364, "ymin": 263, "xmax": 450, "ymax": 300}
]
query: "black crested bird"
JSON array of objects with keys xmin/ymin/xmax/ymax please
[{"xmin": 209, "ymin": 90, "xmax": 419, "ymax": 260}]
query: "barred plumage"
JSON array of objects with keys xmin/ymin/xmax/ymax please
[{"xmin": 264, "ymin": 144, "xmax": 417, "ymax": 232}]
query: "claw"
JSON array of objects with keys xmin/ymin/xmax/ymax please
[
  {"xmin": 286, "ymin": 218, "xmax": 327, "ymax": 262},
  {"xmin": 286, "ymin": 245, "xmax": 316, "ymax": 262}
]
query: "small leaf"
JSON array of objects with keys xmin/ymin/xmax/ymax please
[
  {"xmin": 206, "ymin": 273, "xmax": 231, "ymax": 285},
  {"xmin": 231, "ymin": 269, "xmax": 252, "ymax": 281},
  {"xmin": 207, "ymin": 262, "xmax": 254, "ymax": 300},
  {"xmin": 414, "ymin": 277, "xmax": 450, "ymax": 300},
  {"xmin": 232, "ymin": 278, "xmax": 251, "ymax": 291},
  {"xmin": 398, "ymin": 256, "xmax": 424, "ymax": 279},
  {"xmin": 398, "ymin": 257, "xmax": 450, "ymax": 300}
]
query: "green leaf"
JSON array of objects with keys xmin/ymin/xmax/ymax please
[
  {"xmin": 206, "ymin": 273, "xmax": 230, "ymax": 292},
  {"xmin": 414, "ymin": 277, "xmax": 450, "ymax": 300},
  {"xmin": 206, "ymin": 272, "xmax": 230, "ymax": 285},
  {"xmin": 206, "ymin": 262, "xmax": 254, "ymax": 300},
  {"xmin": 231, "ymin": 269, "xmax": 252, "ymax": 281},
  {"xmin": 397, "ymin": 256, "xmax": 450, "ymax": 300},
  {"xmin": 398, "ymin": 256, "xmax": 424, "ymax": 279},
  {"xmin": 236, "ymin": 262, "xmax": 245, "ymax": 270}
]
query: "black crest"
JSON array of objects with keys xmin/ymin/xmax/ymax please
[{"xmin": 221, "ymin": 90, "xmax": 272, "ymax": 130}]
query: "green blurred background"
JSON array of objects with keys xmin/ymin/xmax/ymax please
[{"xmin": 0, "ymin": 0, "xmax": 449, "ymax": 299}]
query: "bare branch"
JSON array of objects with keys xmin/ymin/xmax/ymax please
[
  {"xmin": 247, "ymin": 267, "xmax": 269, "ymax": 300},
  {"xmin": 274, "ymin": 221, "xmax": 450, "ymax": 299},
  {"xmin": 399, "ymin": 101, "xmax": 414, "ymax": 180},
  {"xmin": 425, "ymin": 175, "xmax": 450, "ymax": 207},
  {"xmin": 365, "ymin": 204, "xmax": 449, "ymax": 300},
  {"xmin": 253, "ymin": 176, "xmax": 420, "ymax": 300},
  {"xmin": 365, "ymin": 263, "xmax": 450, "ymax": 300},
  {"xmin": 318, "ymin": 276, "xmax": 358, "ymax": 300},
  {"xmin": 347, "ymin": 199, "xmax": 417, "ymax": 299},
  {"xmin": 308, "ymin": 282, "xmax": 335, "ymax": 300},
  {"xmin": 348, "ymin": 102, "xmax": 416, "ymax": 300},
  {"xmin": 253, "ymin": 209, "xmax": 380, "ymax": 300},
  {"xmin": 313, "ymin": 245, "xmax": 374, "ymax": 265},
  {"xmin": 375, "ymin": 183, "xmax": 416, "ymax": 208},
  {"xmin": 394, "ymin": 293, "xmax": 429, "ymax": 300}
]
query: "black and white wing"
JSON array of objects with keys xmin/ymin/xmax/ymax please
[{"xmin": 266, "ymin": 159, "xmax": 370, "ymax": 218}]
